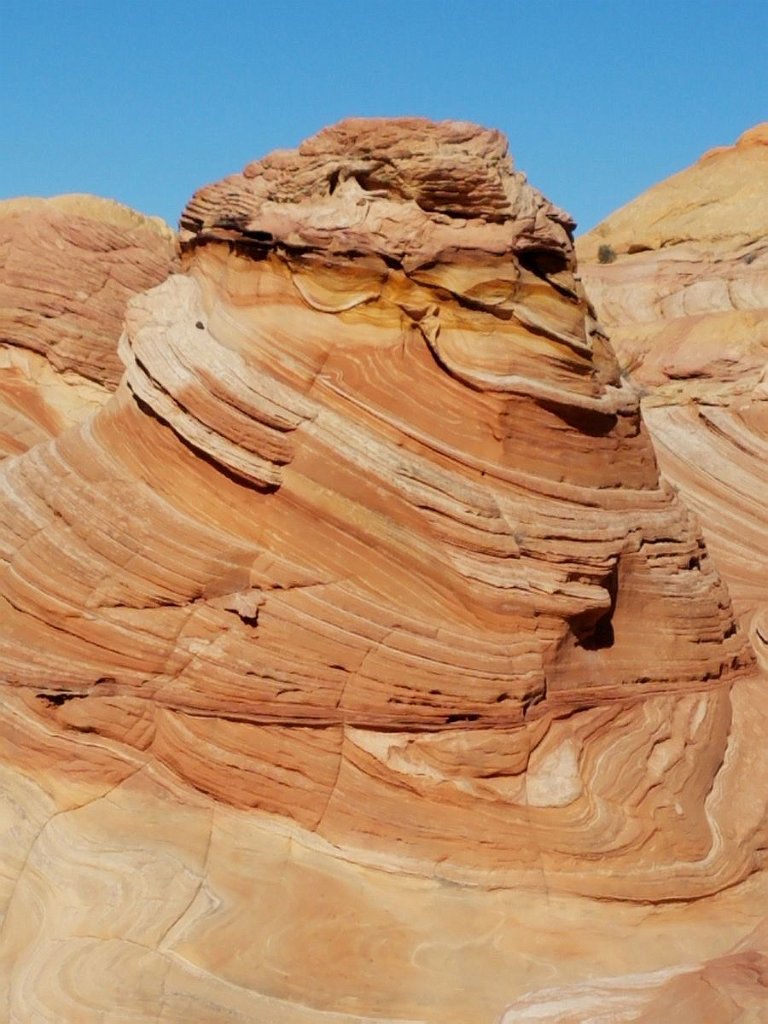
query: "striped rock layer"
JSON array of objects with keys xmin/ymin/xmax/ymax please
[
  {"xmin": 0, "ymin": 194, "xmax": 176, "ymax": 457},
  {"xmin": 577, "ymin": 123, "xmax": 768, "ymax": 403},
  {"xmin": 578, "ymin": 123, "xmax": 768, "ymax": 668},
  {"xmin": 570, "ymin": 123, "xmax": 768, "ymax": 1024},
  {"xmin": 2, "ymin": 119, "xmax": 768, "ymax": 1024}
]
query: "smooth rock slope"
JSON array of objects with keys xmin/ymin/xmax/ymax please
[{"xmin": 1, "ymin": 119, "xmax": 767, "ymax": 1023}]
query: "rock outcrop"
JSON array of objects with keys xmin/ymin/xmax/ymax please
[
  {"xmin": 574, "ymin": 124, "xmax": 768, "ymax": 1023},
  {"xmin": 0, "ymin": 194, "xmax": 176, "ymax": 457},
  {"xmin": 577, "ymin": 124, "xmax": 768, "ymax": 402},
  {"xmin": 2, "ymin": 119, "xmax": 767, "ymax": 1023},
  {"xmin": 579, "ymin": 124, "xmax": 768, "ymax": 667}
]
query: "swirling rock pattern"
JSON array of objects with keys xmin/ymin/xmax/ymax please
[
  {"xmin": 0, "ymin": 194, "xmax": 176, "ymax": 456},
  {"xmin": 577, "ymin": 124, "xmax": 768, "ymax": 402},
  {"xmin": 1, "ymin": 119, "xmax": 767, "ymax": 1023},
  {"xmin": 578, "ymin": 124, "xmax": 768, "ymax": 667},
  {"xmin": 576, "ymin": 123, "xmax": 768, "ymax": 1023}
]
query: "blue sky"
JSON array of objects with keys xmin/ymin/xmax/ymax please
[{"xmin": 1, "ymin": 1, "xmax": 766, "ymax": 233}]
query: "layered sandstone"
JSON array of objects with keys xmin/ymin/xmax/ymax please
[
  {"xmin": 577, "ymin": 124, "xmax": 768, "ymax": 402},
  {"xmin": 570, "ymin": 126, "xmax": 768, "ymax": 1022},
  {"xmin": 579, "ymin": 124, "xmax": 768, "ymax": 668},
  {"xmin": 1, "ymin": 119, "xmax": 767, "ymax": 1023},
  {"xmin": 0, "ymin": 194, "xmax": 176, "ymax": 456},
  {"xmin": 501, "ymin": 928, "xmax": 768, "ymax": 1024}
]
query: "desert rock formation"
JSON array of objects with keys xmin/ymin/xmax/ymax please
[
  {"xmin": 579, "ymin": 123, "xmax": 768, "ymax": 667},
  {"xmin": 573, "ymin": 124, "xmax": 768, "ymax": 1023},
  {"xmin": 1, "ymin": 119, "xmax": 767, "ymax": 1023},
  {"xmin": 578, "ymin": 124, "xmax": 768, "ymax": 402},
  {"xmin": 0, "ymin": 194, "xmax": 176, "ymax": 457}
]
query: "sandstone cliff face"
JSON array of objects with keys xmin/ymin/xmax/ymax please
[
  {"xmin": 1, "ymin": 120, "xmax": 767, "ymax": 1024},
  {"xmin": 573, "ymin": 124, "xmax": 768, "ymax": 1023},
  {"xmin": 0, "ymin": 194, "xmax": 176, "ymax": 457},
  {"xmin": 578, "ymin": 124, "xmax": 768, "ymax": 401},
  {"xmin": 579, "ymin": 124, "xmax": 768, "ymax": 667}
]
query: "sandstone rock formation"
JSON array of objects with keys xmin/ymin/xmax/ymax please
[
  {"xmin": 500, "ymin": 932, "xmax": 768, "ymax": 1024},
  {"xmin": 1, "ymin": 119, "xmax": 767, "ymax": 1023},
  {"xmin": 578, "ymin": 123, "xmax": 768, "ymax": 668},
  {"xmin": 0, "ymin": 194, "xmax": 176, "ymax": 457},
  {"xmin": 578, "ymin": 124, "xmax": 768, "ymax": 402},
  {"xmin": 573, "ymin": 124, "xmax": 768, "ymax": 1023}
]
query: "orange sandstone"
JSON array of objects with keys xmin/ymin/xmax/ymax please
[
  {"xmin": 0, "ymin": 194, "xmax": 176, "ymax": 456},
  {"xmin": 579, "ymin": 123, "xmax": 768, "ymax": 665},
  {"xmin": 1, "ymin": 120, "xmax": 767, "ymax": 1024}
]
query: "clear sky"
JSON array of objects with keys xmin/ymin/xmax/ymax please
[{"xmin": 1, "ymin": 0, "xmax": 766, "ymax": 233}]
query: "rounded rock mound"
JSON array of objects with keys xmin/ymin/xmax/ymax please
[
  {"xmin": 0, "ymin": 119, "xmax": 757, "ymax": 891},
  {"xmin": 0, "ymin": 193, "xmax": 176, "ymax": 456}
]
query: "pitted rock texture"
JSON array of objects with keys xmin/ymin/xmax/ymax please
[
  {"xmin": 181, "ymin": 118, "xmax": 577, "ymax": 264},
  {"xmin": 0, "ymin": 194, "xmax": 176, "ymax": 456},
  {"xmin": 2, "ymin": 119, "xmax": 768, "ymax": 1024}
]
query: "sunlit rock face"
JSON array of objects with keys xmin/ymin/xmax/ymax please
[
  {"xmin": 2, "ymin": 119, "xmax": 768, "ymax": 1024},
  {"xmin": 572, "ymin": 124, "xmax": 768, "ymax": 1024},
  {"xmin": 578, "ymin": 124, "xmax": 768, "ymax": 666},
  {"xmin": 578, "ymin": 123, "xmax": 768, "ymax": 403},
  {"xmin": 0, "ymin": 194, "xmax": 176, "ymax": 456}
]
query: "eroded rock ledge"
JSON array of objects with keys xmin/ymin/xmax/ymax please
[
  {"xmin": 1, "ymin": 123, "xmax": 766, "ymax": 981},
  {"xmin": 0, "ymin": 194, "xmax": 177, "ymax": 457},
  {"xmin": 578, "ymin": 123, "xmax": 768, "ymax": 676}
]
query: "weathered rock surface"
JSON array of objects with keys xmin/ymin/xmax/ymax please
[
  {"xmin": 1, "ymin": 119, "xmax": 767, "ymax": 1023},
  {"xmin": 579, "ymin": 124, "xmax": 768, "ymax": 667},
  {"xmin": 578, "ymin": 124, "xmax": 768, "ymax": 402},
  {"xmin": 575, "ymin": 124, "xmax": 768, "ymax": 1023},
  {"xmin": 500, "ymin": 931, "xmax": 768, "ymax": 1023},
  {"xmin": 0, "ymin": 194, "xmax": 176, "ymax": 456}
]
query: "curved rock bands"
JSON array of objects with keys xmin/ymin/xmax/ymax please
[
  {"xmin": 0, "ymin": 195, "xmax": 176, "ymax": 459},
  {"xmin": 0, "ymin": 118, "xmax": 760, "ymax": 929},
  {"xmin": 578, "ymin": 120, "xmax": 768, "ymax": 744},
  {"xmin": 0, "ymin": 245, "xmax": 748, "ymax": 730},
  {"xmin": 645, "ymin": 402, "xmax": 768, "ymax": 672},
  {"xmin": 4, "ymin": 672, "xmax": 768, "ymax": 909},
  {"xmin": 579, "ymin": 246, "xmax": 768, "ymax": 405},
  {"xmin": 578, "ymin": 123, "xmax": 768, "ymax": 404},
  {"xmin": 4, "ymin": 684, "xmax": 768, "ymax": 1024}
]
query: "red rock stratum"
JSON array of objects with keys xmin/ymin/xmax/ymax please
[
  {"xmin": 0, "ymin": 194, "xmax": 176, "ymax": 457},
  {"xmin": 1, "ymin": 119, "xmax": 767, "ymax": 1024},
  {"xmin": 579, "ymin": 123, "xmax": 768, "ymax": 669},
  {"xmin": 572, "ymin": 123, "xmax": 768, "ymax": 1023}
]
